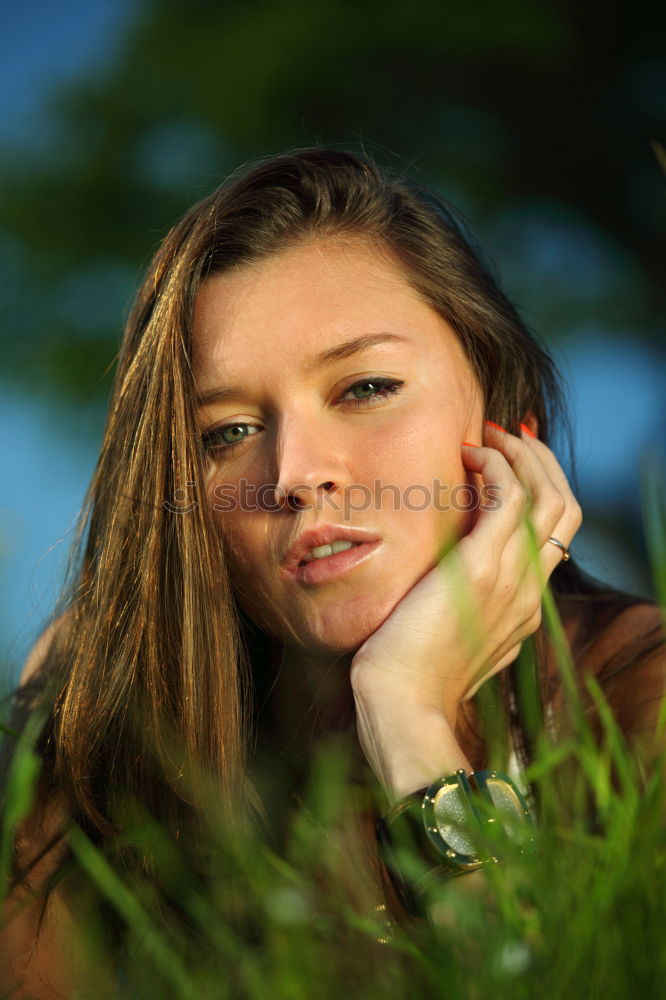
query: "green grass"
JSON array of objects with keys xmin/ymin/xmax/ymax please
[
  {"xmin": 1, "ymin": 479, "xmax": 665, "ymax": 999},
  {"xmin": 1, "ymin": 670, "xmax": 664, "ymax": 999},
  {"xmin": 4, "ymin": 713, "xmax": 660, "ymax": 1000}
]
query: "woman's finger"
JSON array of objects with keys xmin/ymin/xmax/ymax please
[
  {"xmin": 460, "ymin": 429, "xmax": 566, "ymax": 575},
  {"xmin": 481, "ymin": 423, "xmax": 570, "ymax": 547},
  {"xmin": 513, "ymin": 432, "xmax": 583, "ymax": 579},
  {"xmin": 460, "ymin": 426, "xmax": 581, "ymax": 639},
  {"xmin": 458, "ymin": 442, "xmax": 532, "ymax": 563},
  {"xmin": 480, "ymin": 425, "xmax": 582, "ymax": 572}
]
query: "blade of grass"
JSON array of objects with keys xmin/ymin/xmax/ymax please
[
  {"xmin": 64, "ymin": 822, "xmax": 196, "ymax": 998},
  {"xmin": 0, "ymin": 707, "xmax": 46, "ymax": 901}
]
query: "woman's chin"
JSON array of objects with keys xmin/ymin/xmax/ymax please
[
  {"xmin": 289, "ymin": 593, "xmax": 401, "ymax": 657},
  {"xmin": 238, "ymin": 574, "xmax": 421, "ymax": 659}
]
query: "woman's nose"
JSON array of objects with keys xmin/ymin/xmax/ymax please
[{"xmin": 273, "ymin": 418, "xmax": 349, "ymax": 511}]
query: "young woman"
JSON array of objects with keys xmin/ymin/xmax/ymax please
[{"xmin": 2, "ymin": 148, "xmax": 664, "ymax": 994}]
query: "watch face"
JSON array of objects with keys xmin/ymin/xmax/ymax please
[
  {"xmin": 422, "ymin": 770, "xmax": 481, "ymax": 866},
  {"xmin": 430, "ymin": 782, "xmax": 478, "ymax": 857},
  {"xmin": 485, "ymin": 775, "xmax": 527, "ymax": 819},
  {"xmin": 422, "ymin": 770, "xmax": 534, "ymax": 866},
  {"xmin": 482, "ymin": 773, "xmax": 535, "ymax": 852}
]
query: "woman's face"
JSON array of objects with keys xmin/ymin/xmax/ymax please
[{"xmin": 193, "ymin": 239, "xmax": 484, "ymax": 657}]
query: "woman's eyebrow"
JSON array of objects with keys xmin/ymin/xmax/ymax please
[
  {"xmin": 197, "ymin": 332, "xmax": 409, "ymax": 408},
  {"xmin": 304, "ymin": 331, "xmax": 409, "ymax": 373}
]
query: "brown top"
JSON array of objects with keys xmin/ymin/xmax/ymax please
[
  {"xmin": 454, "ymin": 600, "xmax": 666, "ymax": 778},
  {"xmin": 573, "ymin": 602, "xmax": 665, "ymax": 741}
]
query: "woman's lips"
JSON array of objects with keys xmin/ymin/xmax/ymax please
[{"xmin": 280, "ymin": 539, "xmax": 383, "ymax": 585}]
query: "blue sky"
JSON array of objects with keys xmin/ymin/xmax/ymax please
[{"xmin": 0, "ymin": 0, "xmax": 131, "ymax": 142}]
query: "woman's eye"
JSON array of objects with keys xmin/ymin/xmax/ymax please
[
  {"xmin": 339, "ymin": 377, "xmax": 404, "ymax": 406},
  {"xmin": 202, "ymin": 379, "xmax": 404, "ymax": 455},
  {"xmin": 202, "ymin": 423, "xmax": 259, "ymax": 454}
]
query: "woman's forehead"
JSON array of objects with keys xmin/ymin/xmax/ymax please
[
  {"xmin": 192, "ymin": 240, "xmax": 472, "ymax": 388},
  {"xmin": 194, "ymin": 241, "xmax": 417, "ymax": 338}
]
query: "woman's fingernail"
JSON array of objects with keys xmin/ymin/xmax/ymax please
[
  {"xmin": 461, "ymin": 441, "xmax": 477, "ymax": 447},
  {"xmin": 520, "ymin": 422, "xmax": 537, "ymax": 438},
  {"xmin": 484, "ymin": 420, "xmax": 507, "ymax": 433}
]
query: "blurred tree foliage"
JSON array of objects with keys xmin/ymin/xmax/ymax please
[{"xmin": 0, "ymin": 0, "xmax": 663, "ymax": 411}]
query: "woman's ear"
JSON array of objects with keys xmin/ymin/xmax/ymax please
[{"xmin": 520, "ymin": 412, "xmax": 539, "ymax": 438}]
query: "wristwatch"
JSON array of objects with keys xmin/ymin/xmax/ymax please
[{"xmin": 376, "ymin": 769, "xmax": 535, "ymax": 914}]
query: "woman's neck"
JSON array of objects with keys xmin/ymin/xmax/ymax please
[{"xmin": 271, "ymin": 644, "xmax": 356, "ymax": 751}]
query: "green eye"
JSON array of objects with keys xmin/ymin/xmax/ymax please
[
  {"xmin": 341, "ymin": 377, "xmax": 405, "ymax": 406},
  {"xmin": 221, "ymin": 424, "xmax": 248, "ymax": 444},
  {"xmin": 202, "ymin": 423, "xmax": 258, "ymax": 454},
  {"xmin": 351, "ymin": 381, "xmax": 381, "ymax": 398}
]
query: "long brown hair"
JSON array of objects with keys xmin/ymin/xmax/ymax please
[{"xmin": 3, "ymin": 148, "xmax": 650, "ymax": 911}]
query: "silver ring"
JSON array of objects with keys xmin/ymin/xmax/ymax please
[{"xmin": 547, "ymin": 536, "xmax": 570, "ymax": 562}]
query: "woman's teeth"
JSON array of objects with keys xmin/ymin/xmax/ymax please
[{"xmin": 302, "ymin": 540, "xmax": 357, "ymax": 564}]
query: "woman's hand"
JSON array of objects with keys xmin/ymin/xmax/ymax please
[{"xmin": 350, "ymin": 422, "xmax": 582, "ymax": 799}]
